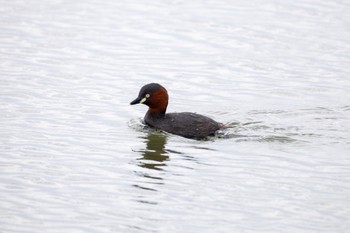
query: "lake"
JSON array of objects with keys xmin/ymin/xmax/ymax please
[{"xmin": 1, "ymin": 0, "xmax": 350, "ymax": 232}]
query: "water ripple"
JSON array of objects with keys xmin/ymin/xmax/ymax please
[{"xmin": 1, "ymin": 0, "xmax": 350, "ymax": 232}]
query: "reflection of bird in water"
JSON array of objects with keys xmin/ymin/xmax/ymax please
[{"xmin": 138, "ymin": 132, "xmax": 169, "ymax": 170}]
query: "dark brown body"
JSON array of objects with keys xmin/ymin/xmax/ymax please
[{"xmin": 145, "ymin": 111, "xmax": 221, "ymax": 139}]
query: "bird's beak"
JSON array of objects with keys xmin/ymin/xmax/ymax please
[{"xmin": 130, "ymin": 97, "xmax": 142, "ymax": 105}]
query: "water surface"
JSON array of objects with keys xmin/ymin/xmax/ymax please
[{"xmin": 1, "ymin": 0, "xmax": 350, "ymax": 232}]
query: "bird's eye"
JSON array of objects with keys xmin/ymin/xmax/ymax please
[{"xmin": 145, "ymin": 94, "xmax": 150, "ymax": 98}]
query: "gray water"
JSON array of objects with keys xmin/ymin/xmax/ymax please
[{"xmin": 1, "ymin": 0, "xmax": 350, "ymax": 232}]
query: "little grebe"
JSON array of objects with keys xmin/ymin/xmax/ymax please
[{"xmin": 130, "ymin": 83, "xmax": 223, "ymax": 139}]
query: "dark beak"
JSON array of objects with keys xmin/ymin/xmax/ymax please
[{"xmin": 130, "ymin": 97, "xmax": 142, "ymax": 105}]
